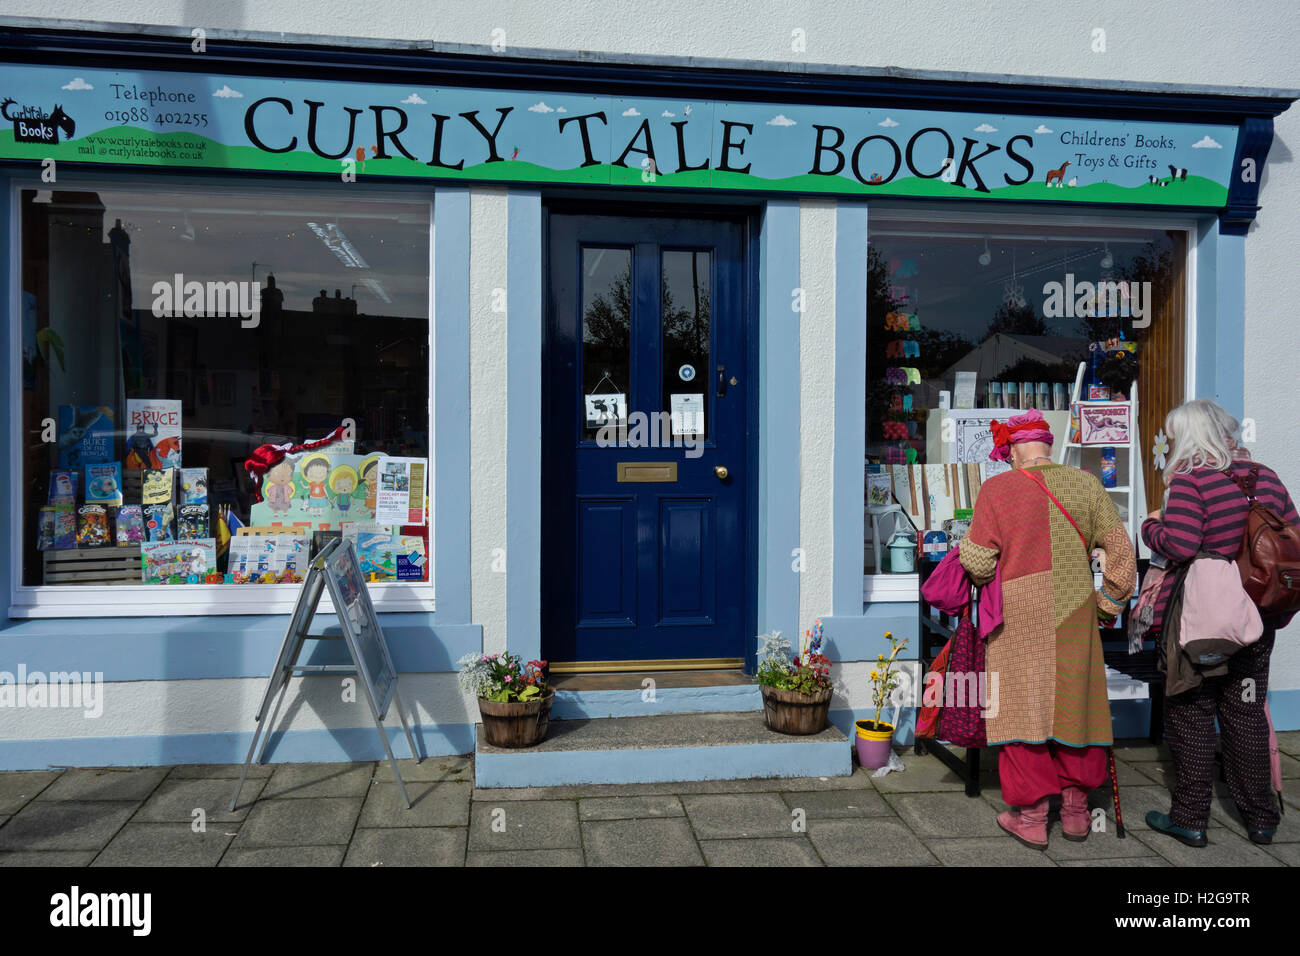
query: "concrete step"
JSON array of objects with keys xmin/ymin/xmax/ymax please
[
  {"xmin": 552, "ymin": 682, "xmax": 761, "ymax": 720},
  {"xmin": 474, "ymin": 710, "xmax": 851, "ymax": 788}
]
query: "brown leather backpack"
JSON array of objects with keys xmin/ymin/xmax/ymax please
[{"xmin": 1230, "ymin": 463, "xmax": 1300, "ymax": 616}]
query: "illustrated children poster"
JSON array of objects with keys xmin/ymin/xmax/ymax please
[
  {"xmin": 125, "ymin": 399, "xmax": 182, "ymax": 469},
  {"xmin": 251, "ymin": 451, "xmax": 428, "ymax": 531}
]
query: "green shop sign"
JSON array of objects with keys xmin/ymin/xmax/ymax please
[{"xmin": 1, "ymin": 64, "xmax": 1239, "ymax": 207}]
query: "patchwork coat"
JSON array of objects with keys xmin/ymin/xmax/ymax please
[{"xmin": 958, "ymin": 463, "xmax": 1137, "ymax": 747}]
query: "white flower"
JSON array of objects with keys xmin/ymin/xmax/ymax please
[
  {"xmin": 756, "ymin": 630, "xmax": 790, "ymax": 663},
  {"xmin": 1152, "ymin": 429, "xmax": 1170, "ymax": 470}
]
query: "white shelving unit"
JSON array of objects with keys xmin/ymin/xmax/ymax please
[{"xmin": 1055, "ymin": 361, "xmax": 1145, "ymax": 556}]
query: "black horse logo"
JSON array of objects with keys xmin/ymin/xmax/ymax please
[{"xmin": 2, "ymin": 98, "xmax": 75, "ymax": 144}]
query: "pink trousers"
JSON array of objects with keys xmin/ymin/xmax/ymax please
[{"xmin": 999, "ymin": 741, "xmax": 1108, "ymax": 806}]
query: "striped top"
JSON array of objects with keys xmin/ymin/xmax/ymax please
[{"xmin": 1141, "ymin": 456, "xmax": 1299, "ymax": 632}]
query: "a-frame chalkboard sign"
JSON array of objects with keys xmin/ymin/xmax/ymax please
[{"xmin": 230, "ymin": 537, "xmax": 421, "ymax": 811}]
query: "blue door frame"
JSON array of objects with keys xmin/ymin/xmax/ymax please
[{"xmin": 542, "ymin": 209, "xmax": 755, "ymax": 666}]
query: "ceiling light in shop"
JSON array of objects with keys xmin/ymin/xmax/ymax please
[
  {"xmin": 306, "ymin": 221, "xmax": 370, "ymax": 269},
  {"xmin": 978, "ymin": 240, "xmax": 991, "ymax": 266},
  {"xmin": 1100, "ymin": 243, "xmax": 1114, "ymax": 270}
]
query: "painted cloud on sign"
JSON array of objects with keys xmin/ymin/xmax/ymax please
[
  {"xmin": 974, "ymin": 123, "xmax": 998, "ymax": 133},
  {"xmin": 528, "ymin": 101, "xmax": 556, "ymax": 113},
  {"xmin": 401, "ymin": 93, "xmax": 427, "ymax": 105},
  {"xmin": 61, "ymin": 77, "xmax": 94, "ymax": 91},
  {"xmin": 1191, "ymin": 135, "xmax": 1223, "ymax": 149},
  {"xmin": 767, "ymin": 114, "xmax": 796, "ymax": 126},
  {"xmin": 213, "ymin": 85, "xmax": 243, "ymax": 98},
  {"xmin": 1034, "ymin": 124, "xmax": 1053, "ymax": 134},
  {"xmin": 878, "ymin": 117, "xmax": 899, "ymax": 127},
  {"xmin": 622, "ymin": 107, "xmax": 642, "ymax": 117}
]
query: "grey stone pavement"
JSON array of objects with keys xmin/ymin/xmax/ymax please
[{"xmin": 0, "ymin": 733, "xmax": 1297, "ymax": 866}]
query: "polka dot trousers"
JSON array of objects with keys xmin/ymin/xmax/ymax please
[{"xmin": 1162, "ymin": 628, "xmax": 1280, "ymax": 832}]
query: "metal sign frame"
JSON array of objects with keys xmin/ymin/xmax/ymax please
[{"xmin": 230, "ymin": 538, "xmax": 420, "ymax": 810}]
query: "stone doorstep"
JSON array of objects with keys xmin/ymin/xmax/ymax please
[{"xmin": 474, "ymin": 710, "xmax": 851, "ymax": 788}]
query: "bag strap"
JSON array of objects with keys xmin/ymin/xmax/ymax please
[
  {"xmin": 1228, "ymin": 462, "xmax": 1260, "ymax": 503},
  {"xmin": 1016, "ymin": 468, "xmax": 1088, "ymax": 550}
]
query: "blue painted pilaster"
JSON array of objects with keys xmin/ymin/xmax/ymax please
[
  {"xmin": 832, "ymin": 202, "xmax": 868, "ymax": 616},
  {"xmin": 506, "ymin": 190, "xmax": 543, "ymax": 662},
  {"xmin": 757, "ymin": 200, "xmax": 801, "ymax": 643}
]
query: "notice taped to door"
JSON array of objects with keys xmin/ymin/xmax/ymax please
[{"xmin": 670, "ymin": 393, "xmax": 704, "ymax": 436}]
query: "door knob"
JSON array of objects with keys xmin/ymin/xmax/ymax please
[{"xmin": 714, "ymin": 465, "xmax": 729, "ymax": 480}]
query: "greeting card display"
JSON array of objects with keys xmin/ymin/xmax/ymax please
[
  {"xmin": 57, "ymin": 405, "xmax": 115, "ymax": 469},
  {"xmin": 125, "ymin": 399, "xmax": 182, "ymax": 469}
]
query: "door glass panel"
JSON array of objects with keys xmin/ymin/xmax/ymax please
[
  {"xmin": 661, "ymin": 249, "xmax": 710, "ymax": 440},
  {"xmin": 581, "ymin": 247, "xmax": 632, "ymax": 440}
]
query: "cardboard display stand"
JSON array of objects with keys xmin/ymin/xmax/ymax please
[{"xmin": 230, "ymin": 537, "xmax": 420, "ymax": 811}]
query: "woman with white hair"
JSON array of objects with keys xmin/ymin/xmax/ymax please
[{"xmin": 1142, "ymin": 398, "xmax": 1298, "ymax": 847}]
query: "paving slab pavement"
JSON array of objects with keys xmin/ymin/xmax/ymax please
[{"xmin": 0, "ymin": 747, "xmax": 1293, "ymax": 866}]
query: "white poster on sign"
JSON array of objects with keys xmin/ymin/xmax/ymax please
[
  {"xmin": 670, "ymin": 393, "xmax": 705, "ymax": 436},
  {"xmin": 947, "ymin": 409, "xmax": 1019, "ymax": 464},
  {"xmin": 374, "ymin": 457, "xmax": 427, "ymax": 526}
]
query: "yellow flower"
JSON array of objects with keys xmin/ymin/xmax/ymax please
[
  {"xmin": 884, "ymin": 631, "xmax": 893, "ymax": 638},
  {"xmin": 870, "ymin": 670, "xmax": 879, "ymax": 680}
]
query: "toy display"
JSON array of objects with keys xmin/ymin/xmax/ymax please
[{"xmin": 36, "ymin": 507, "xmax": 56, "ymax": 550}]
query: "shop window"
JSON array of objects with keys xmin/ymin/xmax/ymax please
[
  {"xmin": 18, "ymin": 184, "xmax": 431, "ymax": 606},
  {"xmin": 864, "ymin": 215, "xmax": 1187, "ymax": 575}
]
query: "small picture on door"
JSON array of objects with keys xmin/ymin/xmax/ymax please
[{"xmin": 585, "ymin": 393, "xmax": 627, "ymax": 428}]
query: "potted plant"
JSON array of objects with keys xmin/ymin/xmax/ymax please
[
  {"xmin": 856, "ymin": 631, "xmax": 908, "ymax": 769},
  {"xmin": 756, "ymin": 621, "xmax": 834, "ymax": 735},
  {"xmin": 457, "ymin": 652, "xmax": 553, "ymax": 748}
]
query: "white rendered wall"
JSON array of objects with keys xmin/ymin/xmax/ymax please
[
  {"xmin": 468, "ymin": 187, "xmax": 510, "ymax": 656},
  {"xmin": 4, "ymin": 1, "xmax": 1297, "ymax": 691},
  {"xmin": 797, "ymin": 199, "xmax": 837, "ymax": 634}
]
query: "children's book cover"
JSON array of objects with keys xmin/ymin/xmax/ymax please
[
  {"xmin": 179, "ymin": 467, "xmax": 208, "ymax": 504},
  {"xmin": 52, "ymin": 503, "xmax": 76, "ymax": 549},
  {"xmin": 48, "ymin": 470, "xmax": 78, "ymax": 505},
  {"xmin": 84, "ymin": 462, "xmax": 124, "ymax": 507},
  {"xmin": 125, "ymin": 399, "xmax": 182, "ymax": 469},
  {"xmin": 57, "ymin": 405, "xmax": 115, "ymax": 469},
  {"xmin": 141, "ymin": 539, "xmax": 217, "ymax": 584}
]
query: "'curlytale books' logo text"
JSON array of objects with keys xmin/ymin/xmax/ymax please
[{"xmin": 1, "ymin": 97, "xmax": 75, "ymax": 144}]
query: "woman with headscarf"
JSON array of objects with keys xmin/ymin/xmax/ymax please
[
  {"xmin": 1141, "ymin": 399, "xmax": 1298, "ymax": 848},
  {"xmin": 958, "ymin": 409, "xmax": 1138, "ymax": 849}
]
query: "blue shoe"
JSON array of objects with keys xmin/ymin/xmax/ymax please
[
  {"xmin": 1248, "ymin": 828, "xmax": 1276, "ymax": 846},
  {"xmin": 1146, "ymin": 811, "xmax": 1207, "ymax": 847}
]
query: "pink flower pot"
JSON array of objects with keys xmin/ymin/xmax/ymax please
[{"xmin": 855, "ymin": 719, "xmax": 895, "ymax": 770}]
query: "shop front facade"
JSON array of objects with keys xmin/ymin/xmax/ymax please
[{"xmin": 1, "ymin": 17, "xmax": 1296, "ymax": 778}]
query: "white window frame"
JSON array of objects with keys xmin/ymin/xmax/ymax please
[
  {"xmin": 8, "ymin": 172, "xmax": 436, "ymax": 617},
  {"xmin": 862, "ymin": 200, "xmax": 1202, "ymax": 604}
]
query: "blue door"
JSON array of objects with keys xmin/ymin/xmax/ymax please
[{"xmin": 543, "ymin": 213, "xmax": 748, "ymax": 666}]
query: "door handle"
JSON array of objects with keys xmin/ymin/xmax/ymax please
[
  {"xmin": 714, "ymin": 465, "xmax": 729, "ymax": 480},
  {"xmin": 717, "ymin": 365, "xmax": 726, "ymax": 398}
]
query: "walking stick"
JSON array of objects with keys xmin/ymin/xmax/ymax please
[{"xmin": 1107, "ymin": 745, "xmax": 1126, "ymax": 838}]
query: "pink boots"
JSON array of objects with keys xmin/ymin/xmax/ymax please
[
  {"xmin": 1059, "ymin": 787, "xmax": 1091, "ymax": 842},
  {"xmin": 997, "ymin": 796, "xmax": 1050, "ymax": 850}
]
